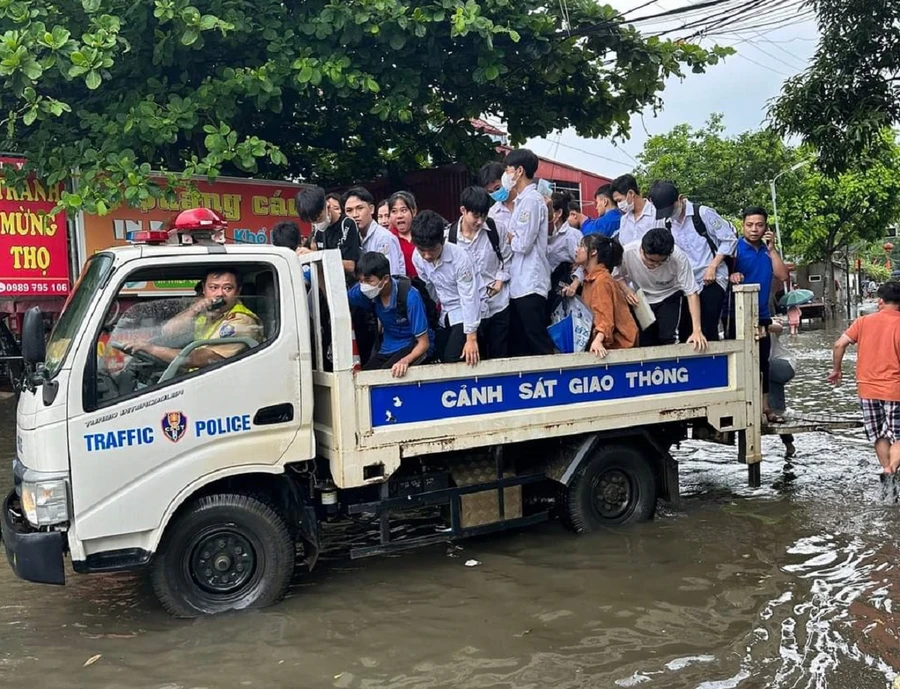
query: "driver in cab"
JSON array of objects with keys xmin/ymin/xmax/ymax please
[{"xmin": 122, "ymin": 268, "xmax": 263, "ymax": 369}]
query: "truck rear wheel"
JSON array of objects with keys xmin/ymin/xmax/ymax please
[
  {"xmin": 151, "ymin": 493, "xmax": 294, "ymax": 618},
  {"xmin": 562, "ymin": 444, "xmax": 657, "ymax": 532}
]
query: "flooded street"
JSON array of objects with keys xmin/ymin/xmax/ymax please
[{"xmin": 2, "ymin": 324, "xmax": 899, "ymax": 689}]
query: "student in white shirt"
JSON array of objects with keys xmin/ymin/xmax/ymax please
[
  {"xmin": 342, "ymin": 186, "xmax": 406, "ymax": 276},
  {"xmin": 502, "ymin": 148, "xmax": 557, "ymax": 356},
  {"xmin": 478, "ymin": 161, "xmax": 516, "ymax": 236},
  {"xmin": 611, "ymin": 174, "xmax": 658, "ymax": 247},
  {"xmin": 649, "ymin": 181, "xmax": 737, "ymax": 342},
  {"xmin": 618, "ymin": 228, "xmax": 708, "ymax": 351},
  {"xmin": 446, "ymin": 186, "xmax": 512, "ymax": 360},
  {"xmin": 411, "ymin": 210, "xmax": 483, "ymax": 366},
  {"xmin": 548, "ymin": 190, "xmax": 584, "ymax": 297}
]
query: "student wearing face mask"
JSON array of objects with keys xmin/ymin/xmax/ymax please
[
  {"xmin": 478, "ymin": 161, "xmax": 517, "ymax": 237},
  {"xmin": 347, "ymin": 252, "xmax": 432, "ymax": 377},
  {"xmin": 296, "ymin": 186, "xmax": 361, "ymax": 284},
  {"xmin": 579, "ymin": 184, "xmax": 623, "ymax": 238},
  {"xmin": 611, "ymin": 174, "xmax": 657, "ymax": 247},
  {"xmin": 649, "ymin": 181, "xmax": 737, "ymax": 343},
  {"xmin": 503, "ymin": 148, "xmax": 557, "ymax": 356}
]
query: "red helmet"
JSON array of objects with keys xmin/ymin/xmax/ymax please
[{"xmin": 172, "ymin": 207, "xmax": 227, "ymax": 232}]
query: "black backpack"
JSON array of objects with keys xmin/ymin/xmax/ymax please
[
  {"xmin": 390, "ymin": 275, "xmax": 441, "ymax": 331},
  {"xmin": 447, "ymin": 217, "xmax": 504, "ymax": 265},
  {"xmin": 690, "ymin": 209, "xmax": 735, "ymax": 273}
]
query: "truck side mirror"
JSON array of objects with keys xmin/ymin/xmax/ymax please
[{"xmin": 21, "ymin": 307, "xmax": 46, "ymax": 366}]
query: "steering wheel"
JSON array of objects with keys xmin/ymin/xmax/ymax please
[
  {"xmin": 109, "ymin": 340, "xmax": 170, "ymax": 367},
  {"xmin": 103, "ymin": 299, "xmax": 121, "ymax": 328}
]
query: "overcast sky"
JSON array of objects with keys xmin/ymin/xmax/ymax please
[{"xmin": 523, "ymin": 0, "xmax": 820, "ymax": 179}]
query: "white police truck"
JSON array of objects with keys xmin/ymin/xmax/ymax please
[{"xmin": 1, "ymin": 231, "xmax": 763, "ymax": 617}]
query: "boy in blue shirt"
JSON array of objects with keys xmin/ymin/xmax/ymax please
[
  {"xmin": 729, "ymin": 206, "xmax": 790, "ymax": 421},
  {"xmin": 348, "ymin": 252, "xmax": 432, "ymax": 377},
  {"xmin": 579, "ymin": 184, "xmax": 622, "ymax": 238}
]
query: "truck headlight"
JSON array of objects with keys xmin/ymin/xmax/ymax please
[{"xmin": 20, "ymin": 480, "xmax": 69, "ymax": 527}]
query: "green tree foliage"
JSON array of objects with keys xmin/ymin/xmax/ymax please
[
  {"xmin": 636, "ymin": 118, "xmax": 900, "ymax": 308},
  {"xmin": 776, "ymin": 133, "xmax": 900, "ymax": 303},
  {"xmin": 770, "ymin": 0, "xmax": 900, "ymax": 175},
  {"xmin": 635, "ymin": 114, "xmax": 798, "ymax": 221},
  {"xmin": 0, "ymin": 0, "xmax": 730, "ymax": 213}
]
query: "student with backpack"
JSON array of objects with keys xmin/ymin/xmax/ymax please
[
  {"xmin": 447, "ymin": 186, "xmax": 512, "ymax": 360},
  {"xmin": 412, "ymin": 210, "xmax": 484, "ymax": 365},
  {"xmin": 347, "ymin": 252, "xmax": 432, "ymax": 377},
  {"xmin": 648, "ymin": 181, "xmax": 737, "ymax": 342}
]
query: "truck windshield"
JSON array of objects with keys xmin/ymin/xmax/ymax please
[{"xmin": 44, "ymin": 254, "xmax": 114, "ymax": 379}]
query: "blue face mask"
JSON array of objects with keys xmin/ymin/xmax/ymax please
[{"xmin": 490, "ymin": 187, "xmax": 509, "ymax": 203}]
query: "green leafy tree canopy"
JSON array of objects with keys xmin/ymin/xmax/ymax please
[
  {"xmin": 634, "ymin": 117, "xmax": 900, "ymax": 306},
  {"xmin": 635, "ymin": 113, "xmax": 798, "ymax": 221},
  {"xmin": 0, "ymin": 0, "xmax": 730, "ymax": 214},
  {"xmin": 770, "ymin": 0, "xmax": 900, "ymax": 175}
]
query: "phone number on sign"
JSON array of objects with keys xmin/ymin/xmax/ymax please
[{"xmin": 0, "ymin": 281, "xmax": 69, "ymax": 294}]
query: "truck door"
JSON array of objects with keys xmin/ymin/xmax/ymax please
[{"xmin": 67, "ymin": 254, "xmax": 311, "ymax": 543}]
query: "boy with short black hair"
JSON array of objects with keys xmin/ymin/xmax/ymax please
[
  {"xmin": 830, "ymin": 281, "xmax": 900, "ymax": 485},
  {"xmin": 502, "ymin": 148, "xmax": 556, "ymax": 356},
  {"xmin": 579, "ymin": 184, "xmax": 622, "ymax": 238},
  {"xmin": 348, "ymin": 252, "xmax": 432, "ymax": 377},
  {"xmin": 411, "ymin": 210, "xmax": 483, "ymax": 365},
  {"xmin": 617, "ymin": 228, "xmax": 707, "ymax": 351},
  {"xmin": 296, "ymin": 186, "xmax": 361, "ymax": 282},
  {"xmin": 270, "ymin": 221, "xmax": 302, "ymax": 252},
  {"xmin": 447, "ymin": 186, "xmax": 512, "ymax": 359},
  {"xmin": 729, "ymin": 205, "xmax": 790, "ymax": 421}
]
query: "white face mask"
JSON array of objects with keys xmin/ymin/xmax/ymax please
[
  {"xmin": 360, "ymin": 282, "xmax": 382, "ymax": 300},
  {"xmin": 617, "ymin": 197, "xmax": 634, "ymax": 214},
  {"xmin": 501, "ymin": 171, "xmax": 516, "ymax": 191},
  {"xmin": 312, "ymin": 218, "xmax": 329, "ymax": 233}
]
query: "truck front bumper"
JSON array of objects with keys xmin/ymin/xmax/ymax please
[{"xmin": 1, "ymin": 490, "xmax": 66, "ymax": 585}]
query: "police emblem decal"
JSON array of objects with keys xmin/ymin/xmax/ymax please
[{"xmin": 161, "ymin": 411, "xmax": 188, "ymax": 443}]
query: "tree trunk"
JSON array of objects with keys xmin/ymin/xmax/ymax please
[{"xmin": 824, "ymin": 252, "xmax": 837, "ymax": 319}]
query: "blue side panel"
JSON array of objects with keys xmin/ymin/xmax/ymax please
[{"xmin": 369, "ymin": 355, "xmax": 729, "ymax": 427}]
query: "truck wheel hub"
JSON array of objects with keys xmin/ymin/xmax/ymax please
[
  {"xmin": 190, "ymin": 530, "xmax": 256, "ymax": 593},
  {"xmin": 592, "ymin": 470, "xmax": 631, "ymax": 519}
]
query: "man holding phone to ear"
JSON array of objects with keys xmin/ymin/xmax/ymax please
[{"xmin": 122, "ymin": 267, "xmax": 263, "ymax": 368}]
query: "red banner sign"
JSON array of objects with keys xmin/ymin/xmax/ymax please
[{"xmin": 0, "ymin": 157, "xmax": 70, "ymax": 297}]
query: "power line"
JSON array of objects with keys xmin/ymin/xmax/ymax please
[{"xmin": 540, "ymin": 138, "xmax": 634, "ymax": 169}]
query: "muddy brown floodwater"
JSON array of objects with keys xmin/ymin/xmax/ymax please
[{"xmin": 2, "ymin": 323, "xmax": 900, "ymax": 689}]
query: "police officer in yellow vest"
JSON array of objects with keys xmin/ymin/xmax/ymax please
[{"xmin": 123, "ymin": 267, "xmax": 262, "ymax": 369}]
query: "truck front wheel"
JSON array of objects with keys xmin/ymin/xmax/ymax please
[
  {"xmin": 562, "ymin": 444, "xmax": 657, "ymax": 532},
  {"xmin": 151, "ymin": 493, "xmax": 294, "ymax": 618}
]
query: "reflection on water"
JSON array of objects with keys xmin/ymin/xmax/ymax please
[{"xmin": 1, "ymin": 324, "xmax": 899, "ymax": 689}]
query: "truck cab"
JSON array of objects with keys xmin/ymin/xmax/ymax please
[{"xmin": 2, "ymin": 229, "xmax": 763, "ymax": 617}]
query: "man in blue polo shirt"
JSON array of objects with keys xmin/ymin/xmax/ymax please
[
  {"xmin": 348, "ymin": 252, "xmax": 433, "ymax": 377},
  {"xmin": 729, "ymin": 205, "xmax": 790, "ymax": 421},
  {"xmin": 579, "ymin": 184, "xmax": 622, "ymax": 238}
]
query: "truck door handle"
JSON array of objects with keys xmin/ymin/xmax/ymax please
[{"xmin": 253, "ymin": 403, "xmax": 295, "ymax": 426}]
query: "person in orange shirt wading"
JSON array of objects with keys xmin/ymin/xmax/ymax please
[
  {"xmin": 574, "ymin": 234, "xmax": 638, "ymax": 357},
  {"xmin": 829, "ymin": 281, "xmax": 900, "ymax": 493}
]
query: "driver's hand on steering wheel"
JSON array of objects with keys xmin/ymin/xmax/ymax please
[{"xmin": 122, "ymin": 341, "xmax": 147, "ymax": 355}]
